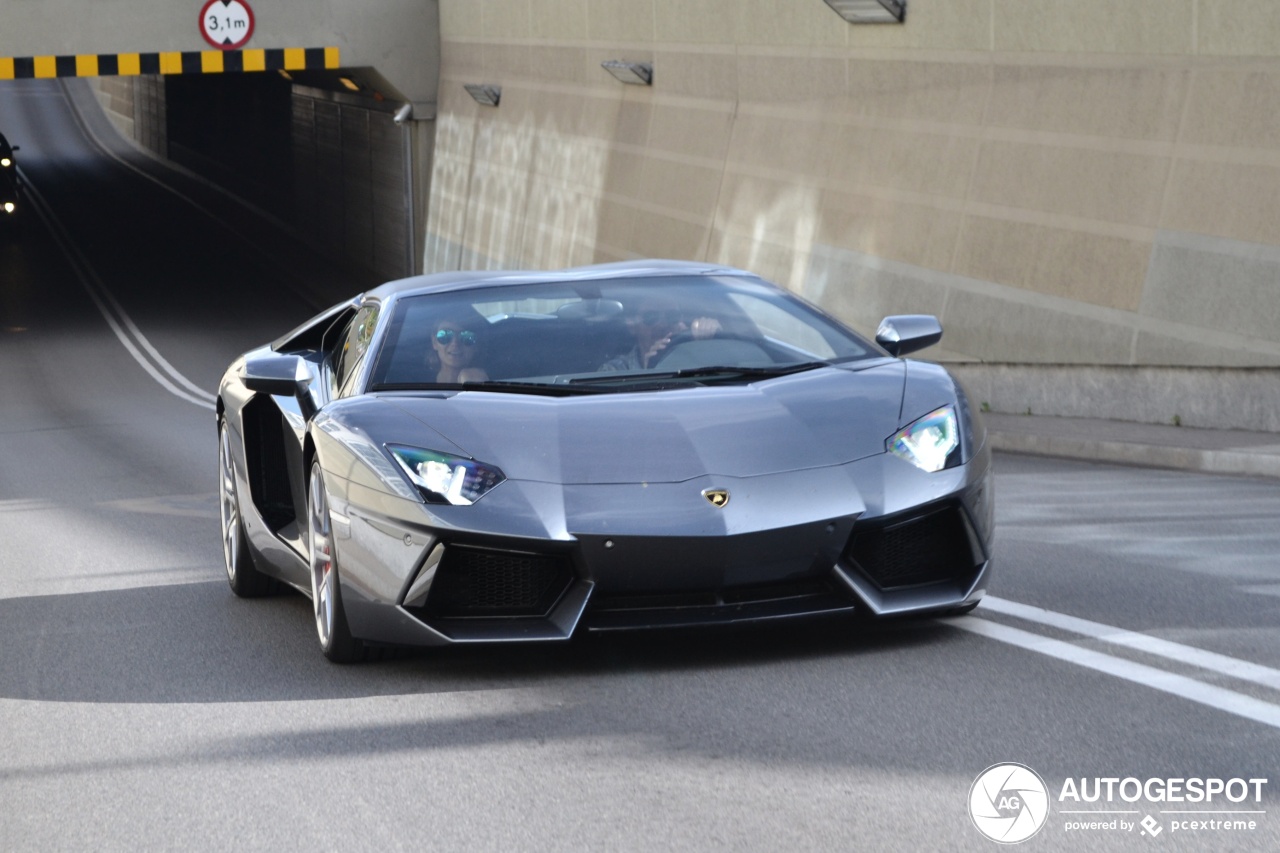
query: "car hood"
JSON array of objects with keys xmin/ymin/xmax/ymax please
[{"xmin": 379, "ymin": 363, "xmax": 909, "ymax": 485}]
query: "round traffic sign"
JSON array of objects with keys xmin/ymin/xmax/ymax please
[{"xmin": 199, "ymin": 0, "xmax": 255, "ymax": 51}]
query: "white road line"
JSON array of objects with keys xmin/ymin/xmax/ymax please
[
  {"xmin": 982, "ymin": 595, "xmax": 1280, "ymax": 692},
  {"xmin": 21, "ymin": 173, "xmax": 216, "ymax": 411},
  {"xmin": 952, "ymin": 617, "xmax": 1280, "ymax": 730}
]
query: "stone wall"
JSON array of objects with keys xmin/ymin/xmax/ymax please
[{"xmin": 425, "ymin": 0, "xmax": 1280, "ymax": 426}]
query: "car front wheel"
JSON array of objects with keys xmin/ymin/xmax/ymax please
[
  {"xmin": 219, "ymin": 417, "xmax": 274, "ymax": 597},
  {"xmin": 308, "ymin": 460, "xmax": 364, "ymax": 663}
]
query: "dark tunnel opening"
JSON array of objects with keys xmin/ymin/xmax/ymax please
[{"xmin": 165, "ymin": 73, "xmax": 294, "ymax": 217}]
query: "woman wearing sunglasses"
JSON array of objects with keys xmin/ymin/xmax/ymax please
[{"xmin": 428, "ymin": 316, "xmax": 489, "ymax": 384}]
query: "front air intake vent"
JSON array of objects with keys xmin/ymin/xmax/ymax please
[
  {"xmin": 423, "ymin": 546, "xmax": 574, "ymax": 618},
  {"xmin": 844, "ymin": 503, "xmax": 981, "ymax": 590}
]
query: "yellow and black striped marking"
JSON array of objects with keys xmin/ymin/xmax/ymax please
[{"xmin": 0, "ymin": 47, "xmax": 339, "ymax": 80}]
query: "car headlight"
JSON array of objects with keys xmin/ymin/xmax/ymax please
[
  {"xmin": 387, "ymin": 445, "xmax": 505, "ymax": 506},
  {"xmin": 0, "ymin": 158, "xmax": 10, "ymax": 168},
  {"xmin": 2, "ymin": 202, "xmax": 13, "ymax": 214},
  {"xmin": 887, "ymin": 405, "xmax": 960, "ymax": 473}
]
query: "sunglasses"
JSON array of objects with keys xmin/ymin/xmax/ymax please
[
  {"xmin": 639, "ymin": 309, "xmax": 683, "ymax": 326},
  {"xmin": 435, "ymin": 329, "xmax": 477, "ymax": 346}
]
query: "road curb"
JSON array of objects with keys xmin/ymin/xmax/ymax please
[{"xmin": 989, "ymin": 431, "xmax": 1280, "ymax": 480}]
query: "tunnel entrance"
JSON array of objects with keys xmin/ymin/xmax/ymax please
[
  {"xmin": 166, "ymin": 73, "xmax": 292, "ymax": 215},
  {"xmin": 160, "ymin": 73, "xmax": 412, "ymax": 282}
]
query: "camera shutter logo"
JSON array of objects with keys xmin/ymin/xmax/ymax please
[{"xmin": 969, "ymin": 763, "xmax": 1050, "ymax": 844}]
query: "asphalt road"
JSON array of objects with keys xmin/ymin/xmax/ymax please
[{"xmin": 1, "ymin": 79, "xmax": 1278, "ymax": 852}]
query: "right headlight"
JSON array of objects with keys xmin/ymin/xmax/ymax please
[
  {"xmin": 387, "ymin": 444, "xmax": 505, "ymax": 506},
  {"xmin": 887, "ymin": 405, "xmax": 960, "ymax": 473}
]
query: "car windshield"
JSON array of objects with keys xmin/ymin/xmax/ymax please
[{"xmin": 368, "ymin": 274, "xmax": 875, "ymax": 393}]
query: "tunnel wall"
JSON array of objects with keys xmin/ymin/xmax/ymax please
[
  {"xmin": 423, "ymin": 0, "xmax": 1280, "ymax": 430},
  {"xmin": 93, "ymin": 76, "xmax": 166, "ymax": 158},
  {"xmin": 291, "ymin": 90, "xmax": 414, "ymax": 282},
  {"xmin": 90, "ymin": 76, "xmax": 413, "ymax": 284}
]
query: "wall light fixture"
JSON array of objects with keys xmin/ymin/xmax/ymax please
[
  {"xmin": 823, "ymin": 0, "xmax": 906, "ymax": 23},
  {"xmin": 601, "ymin": 60, "xmax": 652, "ymax": 86},
  {"xmin": 464, "ymin": 84, "xmax": 502, "ymax": 106}
]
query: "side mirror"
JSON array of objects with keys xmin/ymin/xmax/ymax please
[
  {"xmin": 242, "ymin": 355, "xmax": 311, "ymax": 395},
  {"xmin": 876, "ymin": 315, "xmax": 942, "ymax": 357},
  {"xmin": 242, "ymin": 355, "xmax": 317, "ymax": 417}
]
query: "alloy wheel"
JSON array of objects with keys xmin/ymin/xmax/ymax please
[
  {"xmin": 308, "ymin": 469, "xmax": 335, "ymax": 647},
  {"xmin": 218, "ymin": 424, "xmax": 241, "ymax": 585}
]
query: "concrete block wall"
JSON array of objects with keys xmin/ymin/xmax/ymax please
[
  {"xmin": 91, "ymin": 76, "xmax": 166, "ymax": 158},
  {"xmin": 425, "ymin": 0, "xmax": 1280, "ymax": 428}
]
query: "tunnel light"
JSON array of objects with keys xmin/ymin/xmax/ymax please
[
  {"xmin": 601, "ymin": 60, "xmax": 652, "ymax": 86},
  {"xmin": 464, "ymin": 84, "xmax": 502, "ymax": 107},
  {"xmin": 338, "ymin": 77, "xmax": 361, "ymax": 92},
  {"xmin": 824, "ymin": 0, "xmax": 906, "ymax": 23}
]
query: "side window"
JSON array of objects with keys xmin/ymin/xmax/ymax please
[{"xmin": 334, "ymin": 303, "xmax": 380, "ymax": 393}]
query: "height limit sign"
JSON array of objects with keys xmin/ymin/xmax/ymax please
[{"xmin": 200, "ymin": 0, "xmax": 255, "ymax": 50}]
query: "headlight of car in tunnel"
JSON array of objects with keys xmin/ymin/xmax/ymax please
[
  {"xmin": 0, "ymin": 158, "xmax": 11, "ymax": 168},
  {"xmin": 887, "ymin": 405, "xmax": 960, "ymax": 473},
  {"xmin": 2, "ymin": 202, "xmax": 14, "ymax": 214},
  {"xmin": 387, "ymin": 445, "xmax": 506, "ymax": 506}
]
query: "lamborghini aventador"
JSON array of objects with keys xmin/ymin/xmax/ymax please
[{"xmin": 217, "ymin": 260, "xmax": 994, "ymax": 661}]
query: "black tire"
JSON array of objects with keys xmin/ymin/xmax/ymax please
[
  {"xmin": 219, "ymin": 417, "xmax": 275, "ymax": 597},
  {"xmin": 307, "ymin": 460, "xmax": 365, "ymax": 663}
]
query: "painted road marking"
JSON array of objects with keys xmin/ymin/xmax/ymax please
[
  {"xmin": 22, "ymin": 174, "xmax": 216, "ymax": 411},
  {"xmin": 983, "ymin": 595, "xmax": 1280, "ymax": 692},
  {"xmin": 953, "ymin": 614, "xmax": 1280, "ymax": 731}
]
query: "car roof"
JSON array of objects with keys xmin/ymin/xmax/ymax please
[{"xmin": 365, "ymin": 259, "xmax": 756, "ymax": 302}]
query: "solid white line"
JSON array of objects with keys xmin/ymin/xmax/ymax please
[
  {"xmin": 21, "ymin": 174, "xmax": 216, "ymax": 411},
  {"xmin": 951, "ymin": 617, "xmax": 1280, "ymax": 730},
  {"xmin": 20, "ymin": 166, "xmax": 215, "ymax": 404},
  {"xmin": 105, "ymin": 291, "xmax": 217, "ymax": 403},
  {"xmin": 982, "ymin": 596, "xmax": 1280, "ymax": 692}
]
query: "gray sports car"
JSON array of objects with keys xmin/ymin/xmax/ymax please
[{"xmin": 217, "ymin": 260, "xmax": 993, "ymax": 661}]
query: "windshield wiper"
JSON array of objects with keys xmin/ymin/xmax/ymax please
[
  {"xmin": 568, "ymin": 362, "xmax": 828, "ymax": 386},
  {"xmin": 371, "ymin": 380, "xmax": 609, "ymax": 396},
  {"xmin": 672, "ymin": 362, "xmax": 828, "ymax": 379}
]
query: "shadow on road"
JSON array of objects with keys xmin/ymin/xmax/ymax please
[{"xmin": 0, "ymin": 579, "xmax": 954, "ymax": 704}]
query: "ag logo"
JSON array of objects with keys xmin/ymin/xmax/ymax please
[{"xmin": 969, "ymin": 763, "xmax": 1049, "ymax": 844}]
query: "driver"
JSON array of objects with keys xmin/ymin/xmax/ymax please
[{"xmin": 601, "ymin": 296, "xmax": 721, "ymax": 371}]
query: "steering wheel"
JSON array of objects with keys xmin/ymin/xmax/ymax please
[{"xmin": 651, "ymin": 331, "xmax": 763, "ymax": 367}]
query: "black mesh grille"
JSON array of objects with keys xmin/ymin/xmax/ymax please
[
  {"xmin": 845, "ymin": 503, "xmax": 979, "ymax": 590},
  {"xmin": 424, "ymin": 547, "xmax": 574, "ymax": 617}
]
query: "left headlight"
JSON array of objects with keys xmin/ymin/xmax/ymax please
[
  {"xmin": 887, "ymin": 405, "xmax": 960, "ymax": 473},
  {"xmin": 387, "ymin": 445, "xmax": 505, "ymax": 506}
]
